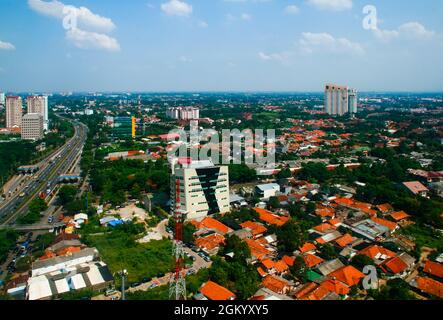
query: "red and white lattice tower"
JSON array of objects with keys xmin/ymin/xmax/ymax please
[{"xmin": 169, "ymin": 178, "xmax": 187, "ymax": 300}]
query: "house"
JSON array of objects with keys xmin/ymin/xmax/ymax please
[
  {"xmin": 403, "ymin": 181, "xmax": 429, "ymax": 198},
  {"xmin": 376, "ymin": 203, "xmax": 394, "ymax": 214},
  {"xmin": 193, "ymin": 217, "xmax": 231, "ymax": 235},
  {"xmin": 328, "ymin": 266, "xmax": 365, "ymax": 287},
  {"xmin": 261, "ymin": 275, "xmax": 294, "ymax": 295},
  {"xmin": 254, "ymin": 208, "xmax": 289, "ymax": 227},
  {"xmin": 335, "ymin": 234, "xmax": 356, "ymax": 248},
  {"xmin": 423, "ymin": 260, "xmax": 443, "ymax": 279},
  {"xmin": 359, "ymin": 245, "xmax": 396, "ymax": 265},
  {"xmin": 317, "ymin": 259, "xmax": 345, "ymax": 276},
  {"xmin": 255, "ymin": 183, "xmax": 280, "ymax": 200},
  {"xmin": 240, "ymin": 221, "xmax": 267, "ymax": 239},
  {"xmin": 299, "ymin": 242, "xmax": 317, "ymax": 254},
  {"xmin": 252, "ymin": 287, "xmax": 294, "ymax": 300},
  {"xmin": 303, "ymin": 254, "xmax": 325, "ymax": 269},
  {"xmin": 195, "ymin": 234, "xmax": 225, "ymax": 255},
  {"xmin": 294, "ymin": 282, "xmax": 340, "ymax": 300},
  {"xmin": 370, "ymin": 217, "xmax": 399, "ymax": 233},
  {"xmin": 199, "ymin": 281, "xmax": 236, "ymax": 300},
  {"xmin": 389, "ymin": 211, "xmax": 411, "ymax": 222},
  {"xmin": 410, "ymin": 276, "xmax": 443, "ymax": 299}
]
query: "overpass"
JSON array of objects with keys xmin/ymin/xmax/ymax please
[
  {"xmin": 58, "ymin": 174, "xmax": 81, "ymax": 183},
  {"xmin": 0, "ymin": 222, "xmax": 65, "ymax": 232}
]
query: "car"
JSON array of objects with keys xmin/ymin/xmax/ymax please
[
  {"xmin": 148, "ymin": 283, "xmax": 158, "ymax": 289},
  {"xmin": 131, "ymin": 282, "xmax": 141, "ymax": 288},
  {"xmin": 157, "ymin": 272, "xmax": 165, "ymax": 278},
  {"xmin": 187, "ymin": 269, "xmax": 195, "ymax": 275},
  {"xmin": 142, "ymin": 277, "xmax": 152, "ymax": 283},
  {"xmin": 105, "ymin": 289, "xmax": 118, "ymax": 297}
]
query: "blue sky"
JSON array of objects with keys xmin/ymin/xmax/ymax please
[{"xmin": 0, "ymin": 0, "xmax": 443, "ymax": 92}]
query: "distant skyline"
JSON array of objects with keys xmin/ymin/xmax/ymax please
[{"xmin": 1, "ymin": 0, "xmax": 443, "ymax": 92}]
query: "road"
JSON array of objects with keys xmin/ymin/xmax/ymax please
[{"xmin": 0, "ymin": 117, "xmax": 87, "ymax": 226}]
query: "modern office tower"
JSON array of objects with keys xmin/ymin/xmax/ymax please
[
  {"xmin": 21, "ymin": 113, "xmax": 44, "ymax": 140},
  {"xmin": 112, "ymin": 116, "xmax": 136, "ymax": 138},
  {"xmin": 324, "ymin": 84, "xmax": 349, "ymax": 116},
  {"xmin": 171, "ymin": 159, "xmax": 230, "ymax": 220},
  {"xmin": 348, "ymin": 88, "xmax": 358, "ymax": 114},
  {"xmin": 27, "ymin": 96, "xmax": 49, "ymax": 130},
  {"xmin": 167, "ymin": 107, "xmax": 200, "ymax": 120},
  {"xmin": 6, "ymin": 96, "xmax": 23, "ymax": 129},
  {"xmin": 0, "ymin": 92, "xmax": 5, "ymax": 105}
]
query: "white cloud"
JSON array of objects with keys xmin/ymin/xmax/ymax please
[
  {"xmin": 241, "ymin": 13, "xmax": 252, "ymax": 21},
  {"xmin": 161, "ymin": 0, "xmax": 192, "ymax": 17},
  {"xmin": 198, "ymin": 20, "xmax": 208, "ymax": 28},
  {"xmin": 258, "ymin": 51, "xmax": 291, "ymax": 63},
  {"xmin": 66, "ymin": 28, "xmax": 120, "ymax": 52},
  {"xmin": 374, "ymin": 22, "xmax": 436, "ymax": 42},
  {"xmin": 227, "ymin": 13, "xmax": 252, "ymax": 22},
  {"xmin": 285, "ymin": 5, "xmax": 300, "ymax": 15},
  {"xmin": 28, "ymin": 0, "xmax": 119, "ymax": 51},
  {"xmin": 299, "ymin": 32, "xmax": 364, "ymax": 54},
  {"xmin": 0, "ymin": 40, "xmax": 15, "ymax": 50},
  {"xmin": 306, "ymin": 0, "xmax": 353, "ymax": 11},
  {"xmin": 28, "ymin": 0, "xmax": 115, "ymax": 32}
]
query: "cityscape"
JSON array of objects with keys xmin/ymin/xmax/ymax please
[{"xmin": 0, "ymin": 0, "xmax": 443, "ymax": 306}]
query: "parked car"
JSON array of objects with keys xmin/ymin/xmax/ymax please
[{"xmin": 105, "ymin": 289, "xmax": 118, "ymax": 297}]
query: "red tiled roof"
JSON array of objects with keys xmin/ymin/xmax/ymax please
[
  {"xmin": 262, "ymin": 275, "xmax": 290, "ymax": 294},
  {"xmin": 424, "ymin": 261, "xmax": 443, "ymax": 279},
  {"xmin": 313, "ymin": 223, "xmax": 335, "ymax": 233},
  {"xmin": 240, "ymin": 221, "xmax": 267, "ymax": 236},
  {"xmin": 371, "ymin": 217, "xmax": 398, "ymax": 231},
  {"xmin": 377, "ymin": 203, "xmax": 394, "ymax": 213},
  {"xmin": 381, "ymin": 256, "xmax": 409, "ymax": 274},
  {"xmin": 320, "ymin": 279, "xmax": 350, "ymax": 296},
  {"xmin": 196, "ymin": 234, "xmax": 225, "ymax": 251},
  {"xmin": 390, "ymin": 211, "xmax": 411, "ymax": 221},
  {"xmin": 335, "ymin": 234, "xmax": 355, "ymax": 248},
  {"xmin": 197, "ymin": 217, "xmax": 231, "ymax": 234},
  {"xmin": 282, "ymin": 255, "xmax": 295, "ymax": 267},
  {"xmin": 329, "ymin": 266, "xmax": 365, "ymax": 287},
  {"xmin": 254, "ymin": 208, "xmax": 289, "ymax": 227},
  {"xmin": 303, "ymin": 254, "xmax": 324, "ymax": 268},
  {"xmin": 299, "ymin": 242, "xmax": 317, "ymax": 254},
  {"xmin": 200, "ymin": 281, "xmax": 236, "ymax": 300},
  {"xmin": 415, "ymin": 277, "xmax": 443, "ymax": 299},
  {"xmin": 403, "ymin": 181, "xmax": 429, "ymax": 195},
  {"xmin": 359, "ymin": 245, "xmax": 396, "ymax": 261}
]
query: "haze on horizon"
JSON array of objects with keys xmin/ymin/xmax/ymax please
[{"xmin": 0, "ymin": 0, "xmax": 442, "ymax": 93}]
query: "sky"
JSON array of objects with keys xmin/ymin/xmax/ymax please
[{"xmin": 0, "ymin": 0, "xmax": 443, "ymax": 92}]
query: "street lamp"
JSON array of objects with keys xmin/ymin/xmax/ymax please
[{"xmin": 119, "ymin": 269, "xmax": 128, "ymax": 300}]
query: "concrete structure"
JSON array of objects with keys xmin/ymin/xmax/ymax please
[
  {"xmin": 171, "ymin": 159, "xmax": 230, "ymax": 220},
  {"xmin": 6, "ymin": 96, "xmax": 23, "ymax": 129},
  {"xmin": 255, "ymin": 183, "xmax": 280, "ymax": 200},
  {"xmin": 27, "ymin": 96, "xmax": 49, "ymax": 130},
  {"xmin": 324, "ymin": 84, "xmax": 358, "ymax": 116},
  {"xmin": 84, "ymin": 108, "xmax": 94, "ymax": 116},
  {"xmin": 21, "ymin": 113, "xmax": 44, "ymax": 140},
  {"xmin": 167, "ymin": 107, "xmax": 200, "ymax": 120}
]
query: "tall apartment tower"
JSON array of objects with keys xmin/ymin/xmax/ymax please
[
  {"xmin": 348, "ymin": 88, "xmax": 358, "ymax": 114},
  {"xmin": 27, "ymin": 96, "xmax": 49, "ymax": 130},
  {"xmin": 21, "ymin": 113, "xmax": 44, "ymax": 141},
  {"xmin": 171, "ymin": 159, "xmax": 230, "ymax": 220},
  {"xmin": 0, "ymin": 92, "xmax": 5, "ymax": 105},
  {"xmin": 6, "ymin": 96, "xmax": 23, "ymax": 129},
  {"xmin": 324, "ymin": 84, "xmax": 349, "ymax": 116},
  {"xmin": 167, "ymin": 107, "xmax": 200, "ymax": 120}
]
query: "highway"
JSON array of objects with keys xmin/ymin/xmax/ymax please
[{"xmin": 0, "ymin": 118, "xmax": 88, "ymax": 226}]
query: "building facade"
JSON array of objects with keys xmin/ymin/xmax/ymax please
[
  {"xmin": 324, "ymin": 84, "xmax": 358, "ymax": 116},
  {"xmin": 27, "ymin": 96, "xmax": 49, "ymax": 130},
  {"xmin": 112, "ymin": 116, "xmax": 136, "ymax": 138},
  {"xmin": 171, "ymin": 160, "xmax": 230, "ymax": 220},
  {"xmin": 21, "ymin": 113, "xmax": 44, "ymax": 140},
  {"xmin": 0, "ymin": 92, "xmax": 5, "ymax": 105},
  {"xmin": 167, "ymin": 107, "xmax": 200, "ymax": 120},
  {"xmin": 6, "ymin": 96, "xmax": 23, "ymax": 129}
]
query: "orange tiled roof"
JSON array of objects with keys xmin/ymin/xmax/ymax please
[
  {"xmin": 240, "ymin": 221, "xmax": 267, "ymax": 236},
  {"xmin": 424, "ymin": 261, "xmax": 443, "ymax": 279},
  {"xmin": 254, "ymin": 208, "xmax": 289, "ymax": 227},
  {"xmin": 56, "ymin": 246, "xmax": 81, "ymax": 256},
  {"xmin": 359, "ymin": 245, "xmax": 396, "ymax": 261},
  {"xmin": 300, "ymin": 285, "xmax": 331, "ymax": 300},
  {"xmin": 200, "ymin": 281, "xmax": 236, "ymax": 300},
  {"xmin": 415, "ymin": 276, "xmax": 443, "ymax": 299},
  {"xmin": 262, "ymin": 259, "xmax": 275, "ymax": 269},
  {"xmin": 313, "ymin": 223, "xmax": 336, "ymax": 233},
  {"xmin": 257, "ymin": 267, "xmax": 267, "ymax": 278},
  {"xmin": 245, "ymin": 238, "xmax": 271, "ymax": 261},
  {"xmin": 295, "ymin": 282, "xmax": 318, "ymax": 299},
  {"xmin": 274, "ymin": 260, "xmax": 289, "ymax": 273},
  {"xmin": 303, "ymin": 254, "xmax": 325, "ymax": 268},
  {"xmin": 196, "ymin": 234, "xmax": 225, "ymax": 251},
  {"xmin": 328, "ymin": 218, "xmax": 341, "ymax": 226},
  {"xmin": 39, "ymin": 251, "xmax": 56, "ymax": 261},
  {"xmin": 371, "ymin": 216, "xmax": 398, "ymax": 231},
  {"xmin": 282, "ymin": 255, "xmax": 295, "ymax": 267},
  {"xmin": 316, "ymin": 207, "xmax": 335, "ymax": 218},
  {"xmin": 390, "ymin": 211, "xmax": 411, "ymax": 221},
  {"xmin": 299, "ymin": 242, "xmax": 316, "ymax": 254},
  {"xmin": 334, "ymin": 197, "xmax": 354, "ymax": 206},
  {"xmin": 197, "ymin": 217, "xmax": 231, "ymax": 234},
  {"xmin": 377, "ymin": 203, "xmax": 394, "ymax": 213},
  {"xmin": 381, "ymin": 256, "xmax": 408, "ymax": 274},
  {"xmin": 329, "ymin": 266, "xmax": 365, "ymax": 287},
  {"xmin": 262, "ymin": 275, "xmax": 289, "ymax": 294},
  {"xmin": 335, "ymin": 234, "xmax": 355, "ymax": 248},
  {"xmin": 320, "ymin": 279, "xmax": 350, "ymax": 296}
]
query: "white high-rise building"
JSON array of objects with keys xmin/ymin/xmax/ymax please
[
  {"xmin": 348, "ymin": 88, "xmax": 358, "ymax": 114},
  {"xmin": 27, "ymin": 96, "xmax": 49, "ymax": 130},
  {"xmin": 171, "ymin": 159, "xmax": 230, "ymax": 220},
  {"xmin": 0, "ymin": 93, "xmax": 5, "ymax": 105},
  {"xmin": 167, "ymin": 107, "xmax": 200, "ymax": 120},
  {"xmin": 6, "ymin": 96, "xmax": 23, "ymax": 129},
  {"xmin": 21, "ymin": 113, "xmax": 44, "ymax": 140},
  {"xmin": 324, "ymin": 84, "xmax": 358, "ymax": 116}
]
